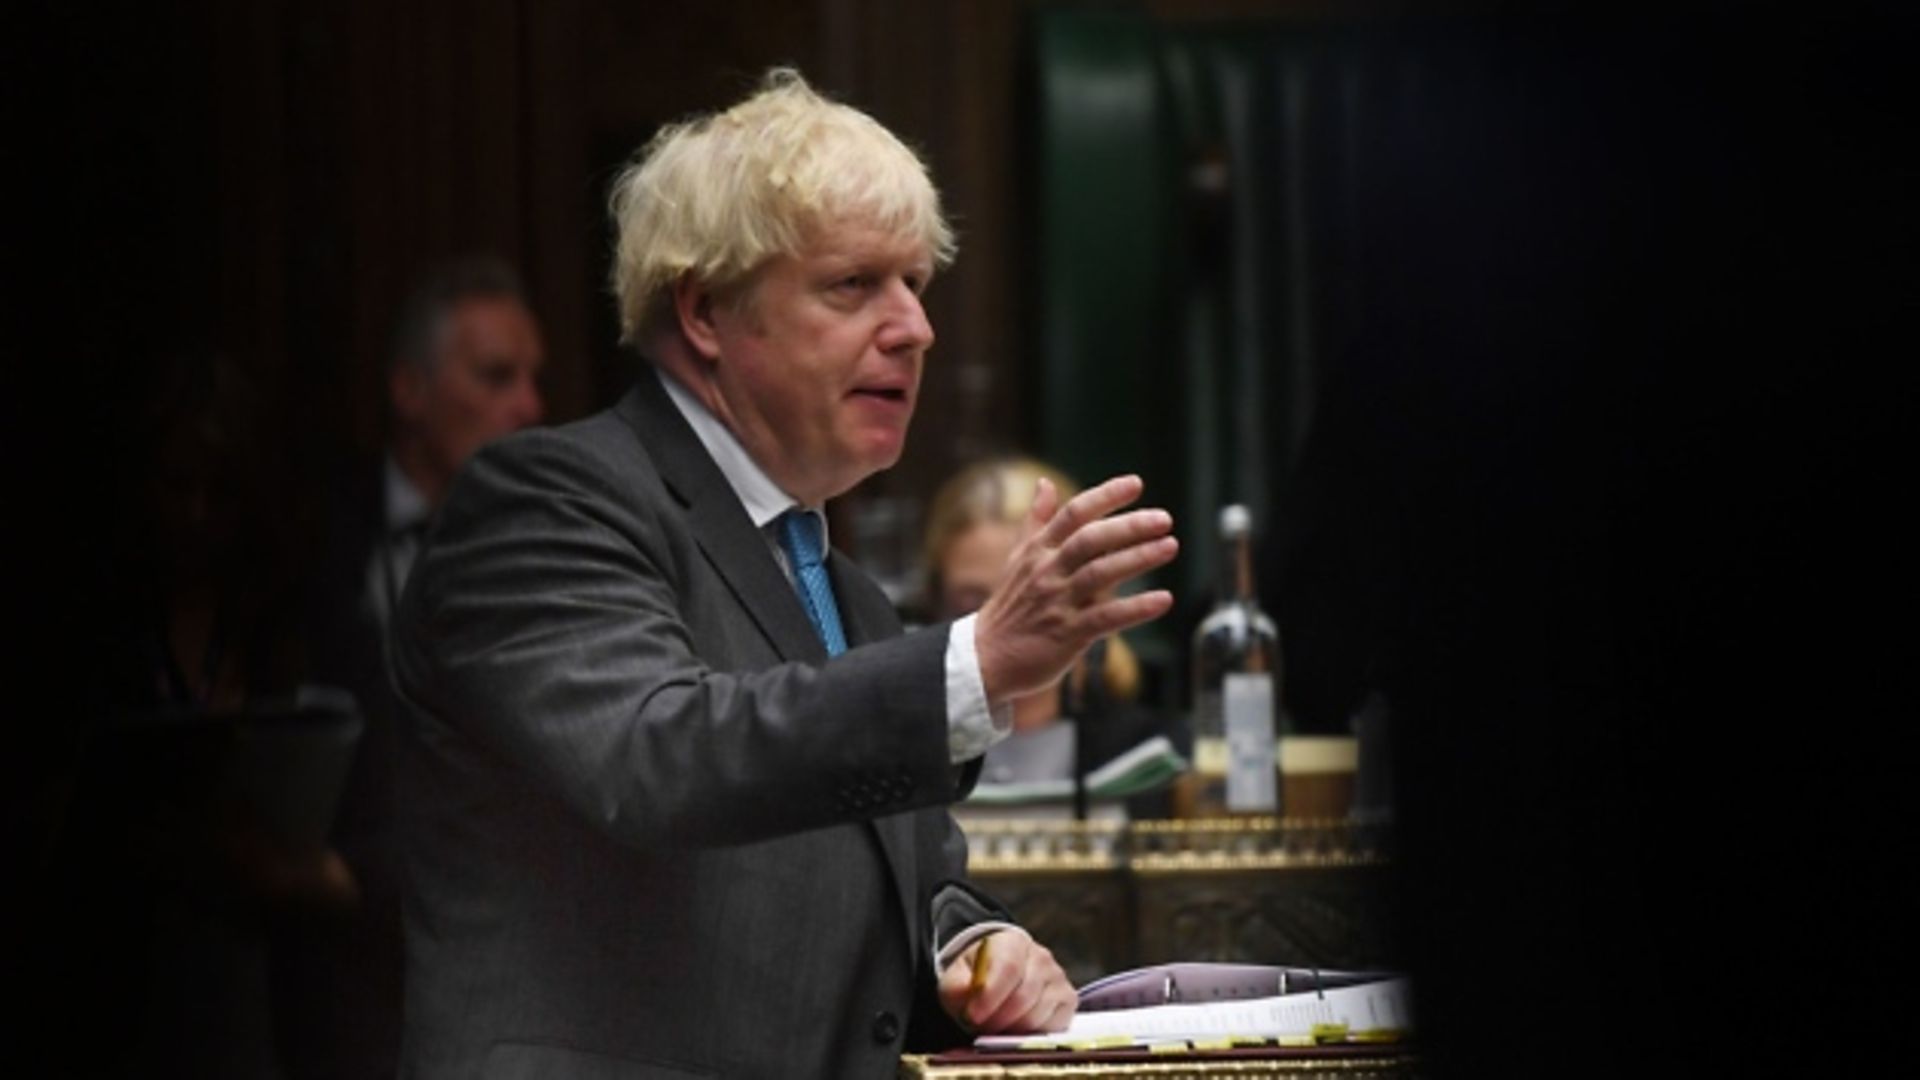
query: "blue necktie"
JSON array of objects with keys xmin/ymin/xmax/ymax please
[{"xmin": 775, "ymin": 509, "xmax": 847, "ymax": 657}]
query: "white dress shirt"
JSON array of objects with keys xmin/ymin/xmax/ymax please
[{"xmin": 366, "ymin": 455, "xmax": 433, "ymax": 628}]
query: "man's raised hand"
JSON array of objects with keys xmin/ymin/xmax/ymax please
[{"xmin": 972, "ymin": 474, "xmax": 1176, "ymax": 708}]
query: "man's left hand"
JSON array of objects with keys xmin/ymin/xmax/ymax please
[{"xmin": 937, "ymin": 927, "xmax": 1077, "ymax": 1035}]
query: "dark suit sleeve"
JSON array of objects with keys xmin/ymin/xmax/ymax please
[
  {"xmin": 903, "ymin": 799, "xmax": 1012, "ymax": 1052},
  {"xmin": 391, "ymin": 429, "xmax": 957, "ymax": 850}
]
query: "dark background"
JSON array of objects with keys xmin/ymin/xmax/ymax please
[{"xmin": 13, "ymin": 1, "xmax": 1913, "ymax": 1075}]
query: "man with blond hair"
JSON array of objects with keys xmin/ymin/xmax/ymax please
[{"xmin": 391, "ymin": 69, "xmax": 1177, "ymax": 1078}]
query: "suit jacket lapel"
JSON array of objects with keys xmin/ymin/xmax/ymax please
[
  {"xmin": 616, "ymin": 373, "xmax": 826, "ymax": 664},
  {"xmin": 620, "ymin": 371, "xmax": 923, "ymax": 949}
]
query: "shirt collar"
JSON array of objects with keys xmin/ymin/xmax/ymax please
[
  {"xmin": 654, "ymin": 367, "xmax": 825, "ymax": 539},
  {"xmin": 382, "ymin": 453, "xmax": 431, "ymax": 533}
]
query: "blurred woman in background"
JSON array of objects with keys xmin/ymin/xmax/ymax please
[{"xmin": 922, "ymin": 457, "xmax": 1169, "ymax": 791}]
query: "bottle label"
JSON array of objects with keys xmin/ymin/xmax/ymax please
[{"xmin": 1224, "ymin": 672, "xmax": 1278, "ymax": 812}]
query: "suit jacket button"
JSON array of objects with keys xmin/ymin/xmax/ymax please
[{"xmin": 871, "ymin": 1010, "xmax": 900, "ymax": 1044}]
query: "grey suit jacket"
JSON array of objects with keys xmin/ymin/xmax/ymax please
[{"xmin": 390, "ymin": 373, "xmax": 998, "ymax": 1079}]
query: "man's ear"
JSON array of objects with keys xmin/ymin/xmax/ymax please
[{"xmin": 672, "ymin": 275, "xmax": 725, "ymax": 364}]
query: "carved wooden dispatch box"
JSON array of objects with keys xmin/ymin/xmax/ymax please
[{"xmin": 954, "ymin": 815, "xmax": 1399, "ymax": 986}]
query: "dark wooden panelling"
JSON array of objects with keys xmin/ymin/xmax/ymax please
[{"xmin": 74, "ymin": 0, "xmax": 1380, "ymax": 538}]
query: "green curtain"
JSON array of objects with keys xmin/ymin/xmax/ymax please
[{"xmin": 1032, "ymin": 8, "xmax": 1393, "ymax": 701}]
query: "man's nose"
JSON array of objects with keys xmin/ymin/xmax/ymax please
[{"xmin": 877, "ymin": 281, "xmax": 934, "ymax": 354}]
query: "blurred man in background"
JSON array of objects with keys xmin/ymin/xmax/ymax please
[{"xmin": 281, "ymin": 255, "xmax": 545, "ymax": 1080}]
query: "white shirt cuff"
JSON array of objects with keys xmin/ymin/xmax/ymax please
[
  {"xmin": 945, "ymin": 613, "xmax": 1012, "ymax": 763},
  {"xmin": 935, "ymin": 920, "xmax": 1022, "ymax": 969}
]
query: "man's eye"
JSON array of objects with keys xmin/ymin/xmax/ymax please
[{"xmin": 480, "ymin": 365, "xmax": 515, "ymax": 388}]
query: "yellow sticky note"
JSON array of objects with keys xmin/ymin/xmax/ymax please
[
  {"xmin": 1310, "ymin": 1023, "xmax": 1350, "ymax": 1044},
  {"xmin": 1277, "ymin": 1034, "xmax": 1318, "ymax": 1048}
]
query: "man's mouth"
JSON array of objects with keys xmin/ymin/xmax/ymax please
[{"xmin": 851, "ymin": 387, "xmax": 910, "ymax": 403}]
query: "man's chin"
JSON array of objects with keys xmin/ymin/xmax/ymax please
[
  {"xmin": 867, "ymin": 438, "xmax": 908, "ymax": 475},
  {"xmin": 857, "ymin": 424, "xmax": 910, "ymax": 463},
  {"xmin": 822, "ymin": 445, "xmax": 907, "ymax": 498}
]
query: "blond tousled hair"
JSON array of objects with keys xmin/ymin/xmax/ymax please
[{"xmin": 608, "ymin": 68, "xmax": 957, "ymax": 345}]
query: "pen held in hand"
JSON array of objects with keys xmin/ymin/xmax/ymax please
[{"xmin": 967, "ymin": 934, "xmax": 993, "ymax": 1009}]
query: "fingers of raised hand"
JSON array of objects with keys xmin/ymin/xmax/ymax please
[
  {"xmin": 1039, "ymin": 475, "xmax": 1145, "ymax": 547},
  {"xmin": 1054, "ymin": 507, "xmax": 1175, "ymax": 576},
  {"xmin": 1080, "ymin": 588, "xmax": 1176, "ymax": 638},
  {"xmin": 1061, "ymin": 535, "xmax": 1178, "ymax": 608},
  {"xmin": 1021, "ymin": 477, "xmax": 1062, "ymax": 544}
]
